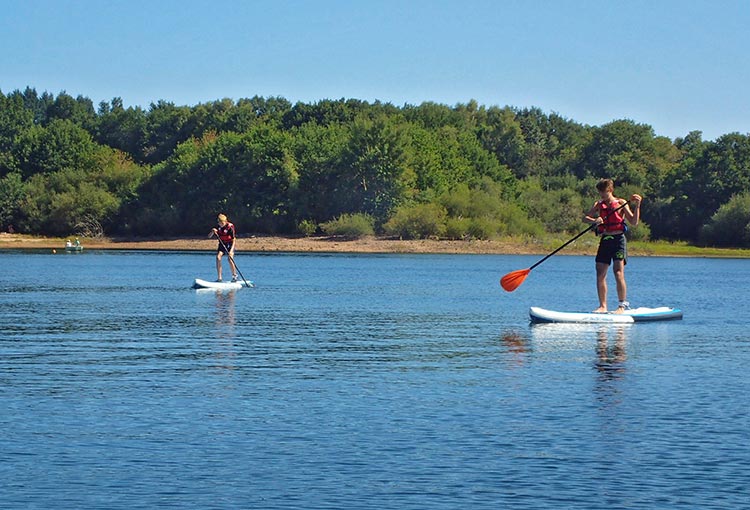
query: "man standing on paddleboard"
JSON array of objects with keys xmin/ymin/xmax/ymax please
[
  {"xmin": 209, "ymin": 213, "xmax": 238, "ymax": 282},
  {"xmin": 583, "ymin": 179, "xmax": 642, "ymax": 314}
]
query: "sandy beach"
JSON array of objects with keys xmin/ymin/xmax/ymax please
[{"xmin": 0, "ymin": 232, "xmax": 574, "ymax": 255}]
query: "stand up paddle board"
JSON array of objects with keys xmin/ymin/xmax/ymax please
[
  {"xmin": 192, "ymin": 278, "xmax": 253, "ymax": 290},
  {"xmin": 530, "ymin": 306, "xmax": 682, "ymax": 324}
]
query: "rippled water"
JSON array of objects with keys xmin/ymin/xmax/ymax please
[{"xmin": 1, "ymin": 250, "xmax": 748, "ymax": 509}]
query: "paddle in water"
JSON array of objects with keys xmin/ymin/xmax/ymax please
[{"xmin": 500, "ymin": 200, "xmax": 631, "ymax": 292}]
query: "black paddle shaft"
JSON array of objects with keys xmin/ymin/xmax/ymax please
[{"xmin": 529, "ymin": 200, "xmax": 631, "ymax": 271}]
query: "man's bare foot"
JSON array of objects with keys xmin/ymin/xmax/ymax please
[
  {"xmin": 593, "ymin": 306, "xmax": 607, "ymax": 313},
  {"xmin": 613, "ymin": 306, "xmax": 625, "ymax": 314}
]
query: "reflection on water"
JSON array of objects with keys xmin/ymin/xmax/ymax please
[
  {"xmin": 205, "ymin": 289, "xmax": 237, "ymax": 370},
  {"xmin": 498, "ymin": 329, "xmax": 531, "ymax": 366},
  {"xmin": 593, "ymin": 325, "xmax": 629, "ymax": 413},
  {"xmin": 595, "ymin": 325, "xmax": 628, "ymax": 380},
  {"xmin": 529, "ymin": 323, "xmax": 632, "ymax": 409}
]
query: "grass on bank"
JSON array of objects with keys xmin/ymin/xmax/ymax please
[
  {"xmin": 497, "ymin": 234, "xmax": 750, "ymax": 258},
  {"xmin": 629, "ymin": 239, "xmax": 750, "ymax": 258}
]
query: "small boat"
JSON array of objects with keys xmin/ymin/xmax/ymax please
[
  {"xmin": 530, "ymin": 306, "xmax": 683, "ymax": 324},
  {"xmin": 64, "ymin": 239, "xmax": 83, "ymax": 252}
]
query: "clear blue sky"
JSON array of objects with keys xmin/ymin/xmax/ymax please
[{"xmin": 2, "ymin": 0, "xmax": 748, "ymax": 141}]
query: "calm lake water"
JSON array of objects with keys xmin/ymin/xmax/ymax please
[{"xmin": 1, "ymin": 250, "xmax": 748, "ymax": 509}]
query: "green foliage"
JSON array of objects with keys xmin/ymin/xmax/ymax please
[
  {"xmin": 435, "ymin": 180, "xmax": 545, "ymax": 239},
  {"xmin": 516, "ymin": 177, "xmax": 586, "ymax": 234},
  {"xmin": 320, "ymin": 213, "xmax": 375, "ymax": 238},
  {"xmin": 0, "ymin": 92, "xmax": 34, "ymax": 164},
  {"xmin": 444, "ymin": 217, "xmax": 472, "ymax": 240},
  {"xmin": 130, "ymin": 125, "xmax": 298, "ymax": 235},
  {"xmin": 297, "ymin": 219, "xmax": 317, "ymax": 236},
  {"xmin": 340, "ymin": 114, "xmax": 412, "ymax": 222},
  {"xmin": 20, "ymin": 171, "xmax": 121, "ymax": 235},
  {"xmin": 383, "ymin": 203, "xmax": 447, "ymax": 239},
  {"xmin": 0, "ymin": 172, "xmax": 24, "ymax": 227},
  {"xmin": 290, "ymin": 121, "xmax": 350, "ymax": 222},
  {"xmin": 14, "ymin": 119, "xmax": 99, "ymax": 178},
  {"xmin": 465, "ymin": 217, "xmax": 504, "ymax": 239},
  {"xmin": 3, "ymin": 87, "xmax": 750, "ymax": 246},
  {"xmin": 627, "ymin": 221, "xmax": 651, "ymax": 242},
  {"xmin": 699, "ymin": 193, "xmax": 750, "ymax": 247}
]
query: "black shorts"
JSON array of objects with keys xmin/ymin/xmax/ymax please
[
  {"xmin": 595, "ymin": 234, "xmax": 627, "ymax": 265},
  {"xmin": 217, "ymin": 241, "xmax": 233, "ymax": 254}
]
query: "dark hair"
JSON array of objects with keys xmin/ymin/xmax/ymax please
[{"xmin": 596, "ymin": 178, "xmax": 614, "ymax": 192}]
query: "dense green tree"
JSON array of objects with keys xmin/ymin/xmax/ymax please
[
  {"xmin": 47, "ymin": 92, "xmax": 96, "ymax": 128},
  {"xmin": 0, "ymin": 171, "xmax": 24, "ymax": 228},
  {"xmin": 403, "ymin": 101, "xmax": 463, "ymax": 130},
  {"xmin": 93, "ymin": 98, "xmax": 148, "ymax": 161},
  {"xmin": 290, "ymin": 121, "xmax": 350, "ymax": 222},
  {"xmin": 8, "ymin": 87, "xmax": 53, "ymax": 124},
  {"xmin": 130, "ymin": 125, "xmax": 297, "ymax": 235},
  {"xmin": 577, "ymin": 120, "xmax": 657, "ymax": 186},
  {"xmin": 700, "ymin": 192, "xmax": 750, "ymax": 247},
  {"xmin": 408, "ymin": 124, "xmax": 513, "ymax": 195},
  {"xmin": 14, "ymin": 119, "xmax": 100, "ymax": 178},
  {"xmin": 0, "ymin": 92, "xmax": 34, "ymax": 175},
  {"xmin": 516, "ymin": 177, "xmax": 586, "ymax": 234},
  {"xmin": 337, "ymin": 114, "xmax": 412, "ymax": 223},
  {"xmin": 142, "ymin": 100, "xmax": 193, "ymax": 164},
  {"xmin": 283, "ymin": 98, "xmax": 364, "ymax": 128},
  {"xmin": 478, "ymin": 106, "xmax": 526, "ymax": 175},
  {"xmin": 671, "ymin": 133, "xmax": 750, "ymax": 241},
  {"xmin": 649, "ymin": 130, "xmax": 708, "ymax": 240}
]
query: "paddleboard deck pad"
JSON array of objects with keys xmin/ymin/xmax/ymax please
[
  {"xmin": 192, "ymin": 278, "xmax": 253, "ymax": 290},
  {"xmin": 530, "ymin": 306, "xmax": 682, "ymax": 324}
]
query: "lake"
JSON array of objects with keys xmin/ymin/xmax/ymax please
[{"xmin": 1, "ymin": 250, "xmax": 748, "ymax": 509}]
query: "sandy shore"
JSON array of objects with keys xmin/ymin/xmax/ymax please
[{"xmin": 0, "ymin": 232, "xmax": 575, "ymax": 255}]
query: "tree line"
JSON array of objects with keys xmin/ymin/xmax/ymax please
[{"xmin": 1, "ymin": 86, "xmax": 749, "ymax": 247}]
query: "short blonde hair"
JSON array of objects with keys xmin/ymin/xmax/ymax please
[{"xmin": 217, "ymin": 213, "xmax": 228, "ymax": 222}]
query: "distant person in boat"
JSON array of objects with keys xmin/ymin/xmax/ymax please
[
  {"xmin": 209, "ymin": 213, "xmax": 238, "ymax": 282},
  {"xmin": 583, "ymin": 178, "xmax": 642, "ymax": 314}
]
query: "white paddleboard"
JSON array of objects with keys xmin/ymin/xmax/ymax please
[
  {"xmin": 192, "ymin": 278, "xmax": 252, "ymax": 290},
  {"xmin": 530, "ymin": 306, "xmax": 682, "ymax": 324}
]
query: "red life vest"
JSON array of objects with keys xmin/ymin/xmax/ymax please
[
  {"xmin": 597, "ymin": 200, "xmax": 626, "ymax": 234},
  {"xmin": 217, "ymin": 222, "xmax": 235, "ymax": 243}
]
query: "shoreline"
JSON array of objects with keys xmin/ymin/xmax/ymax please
[
  {"xmin": 1, "ymin": 233, "xmax": 749, "ymax": 258},
  {"xmin": 0, "ymin": 232, "xmax": 585, "ymax": 255}
]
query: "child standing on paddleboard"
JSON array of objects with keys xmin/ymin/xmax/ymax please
[
  {"xmin": 583, "ymin": 179, "xmax": 642, "ymax": 314},
  {"xmin": 209, "ymin": 213, "xmax": 238, "ymax": 282}
]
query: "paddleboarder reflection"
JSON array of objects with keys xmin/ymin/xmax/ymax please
[
  {"xmin": 211, "ymin": 289, "xmax": 238, "ymax": 372},
  {"xmin": 594, "ymin": 325, "xmax": 628, "ymax": 382},
  {"xmin": 214, "ymin": 289, "xmax": 237, "ymax": 333},
  {"xmin": 499, "ymin": 329, "xmax": 531, "ymax": 366}
]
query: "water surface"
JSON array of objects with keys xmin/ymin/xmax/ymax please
[{"xmin": 1, "ymin": 251, "xmax": 748, "ymax": 509}]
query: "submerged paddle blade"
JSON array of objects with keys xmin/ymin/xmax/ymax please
[{"xmin": 500, "ymin": 268, "xmax": 531, "ymax": 292}]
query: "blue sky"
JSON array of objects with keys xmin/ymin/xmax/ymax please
[{"xmin": 2, "ymin": 0, "xmax": 748, "ymax": 141}]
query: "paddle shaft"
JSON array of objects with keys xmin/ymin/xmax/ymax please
[
  {"xmin": 214, "ymin": 233, "xmax": 251, "ymax": 287},
  {"xmin": 529, "ymin": 200, "xmax": 631, "ymax": 271}
]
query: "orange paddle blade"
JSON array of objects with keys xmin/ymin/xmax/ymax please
[{"xmin": 500, "ymin": 268, "xmax": 531, "ymax": 292}]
